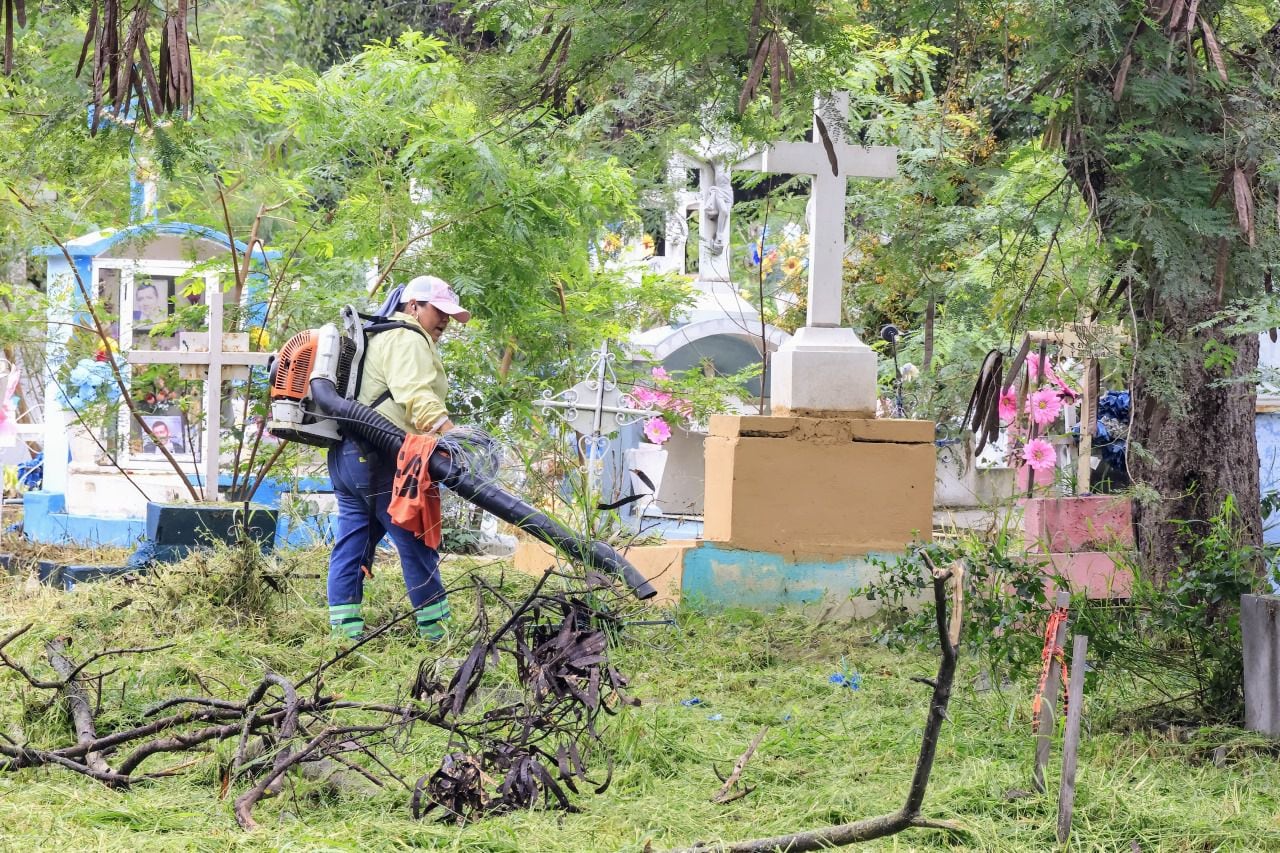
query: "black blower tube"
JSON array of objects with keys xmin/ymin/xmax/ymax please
[{"xmin": 309, "ymin": 378, "xmax": 657, "ymax": 600}]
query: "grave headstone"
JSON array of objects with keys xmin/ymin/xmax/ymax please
[
  {"xmin": 701, "ymin": 96, "xmax": 936, "ymax": 568},
  {"xmin": 684, "ymin": 143, "xmax": 758, "ymax": 326},
  {"xmin": 126, "ymin": 275, "xmax": 271, "ymax": 498},
  {"xmin": 34, "ymin": 221, "xmax": 279, "ymax": 536},
  {"xmin": 629, "ymin": 139, "xmax": 791, "ymax": 519}
]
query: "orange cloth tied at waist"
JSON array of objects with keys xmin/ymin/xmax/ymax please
[{"xmin": 389, "ymin": 433, "xmax": 443, "ymax": 549}]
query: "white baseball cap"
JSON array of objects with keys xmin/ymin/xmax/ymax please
[{"xmin": 400, "ymin": 275, "xmax": 471, "ymax": 324}]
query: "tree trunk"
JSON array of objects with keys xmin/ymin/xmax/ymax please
[{"xmin": 1129, "ymin": 286, "xmax": 1261, "ymax": 583}]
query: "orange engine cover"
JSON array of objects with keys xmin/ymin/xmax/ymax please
[{"xmin": 270, "ymin": 330, "xmax": 320, "ymax": 401}]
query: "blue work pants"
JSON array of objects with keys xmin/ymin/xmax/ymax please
[{"xmin": 326, "ymin": 438, "xmax": 447, "ymax": 617}]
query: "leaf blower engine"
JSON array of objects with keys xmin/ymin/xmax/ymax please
[{"xmin": 266, "ymin": 307, "xmax": 656, "ymax": 600}]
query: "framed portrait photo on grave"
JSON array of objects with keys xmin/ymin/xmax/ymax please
[
  {"xmin": 137, "ymin": 414, "xmax": 191, "ymax": 457},
  {"xmin": 132, "ymin": 275, "xmax": 173, "ymax": 332}
]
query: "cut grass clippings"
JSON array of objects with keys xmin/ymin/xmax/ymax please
[{"xmin": 1, "ymin": 546, "xmax": 1279, "ymax": 851}]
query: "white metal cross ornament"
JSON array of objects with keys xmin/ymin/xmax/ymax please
[
  {"xmin": 538, "ymin": 341, "xmax": 653, "ymax": 493},
  {"xmin": 127, "ymin": 277, "xmax": 270, "ymax": 498}
]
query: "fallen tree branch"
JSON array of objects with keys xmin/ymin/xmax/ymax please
[
  {"xmin": 681, "ymin": 815, "xmax": 967, "ymax": 852},
  {"xmin": 711, "ymin": 726, "xmax": 768, "ymax": 804},
  {"xmin": 59, "ymin": 641, "xmax": 176, "ymax": 686},
  {"xmin": 234, "ymin": 724, "xmax": 388, "ymax": 830},
  {"xmin": 0, "ymin": 573, "xmax": 639, "ymax": 829},
  {"xmin": 0, "ymin": 744, "xmax": 134, "ymax": 785},
  {"xmin": 0, "ymin": 624, "xmax": 60, "ymax": 689},
  {"xmin": 672, "ymin": 559, "xmax": 966, "ymax": 852},
  {"xmin": 45, "ymin": 638, "xmax": 112, "ymax": 777}
]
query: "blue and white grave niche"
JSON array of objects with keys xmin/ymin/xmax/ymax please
[
  {"xmin": 628, "ymin": 143, "xmax": 791, "ymax": 520},
  {"xmin": 26, "ymin": 138, "xmax": 290, "ymax": 546}
]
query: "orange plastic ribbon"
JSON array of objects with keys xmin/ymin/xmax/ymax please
[{"xmin": 1031, "ymin": 604, "xmax": 1070, "ymax": 732}]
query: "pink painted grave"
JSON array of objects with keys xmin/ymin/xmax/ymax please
[{"xmin": 1023, "ymin": 495, "xmax": 1134, "ymax": 598}]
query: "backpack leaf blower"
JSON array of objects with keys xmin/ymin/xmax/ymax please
[{"xmin": 267, "ymin": 311, "xmax": 657, "ymax": 600}]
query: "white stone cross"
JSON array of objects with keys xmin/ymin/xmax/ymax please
[
  {"xmin": 675, "ymin": 136, "xmax": 761, "ymax": 327},
  {"xmin": 645, "ymin": 156, "xmax": 702, "ymax": 276},
  {"xmin": 736, "ymin": 92, "xmax": 898, "ymax": 415},
  {"xmin": 737, "ymin": 92, "xmax": 897, "ymax": 328},
  {"xmin": 127, "ymin": 277, "xmax": 270, "ymax": 498},
  {"xmin": 694, "ymin": 153, "xmax": 734, "ymax": 285}
]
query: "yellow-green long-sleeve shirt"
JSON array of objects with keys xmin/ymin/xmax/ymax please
[{"xmin": 356, "ymin": 311, "xmax": 449, "ymax": 434}]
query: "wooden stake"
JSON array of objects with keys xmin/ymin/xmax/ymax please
[
  {"xmin": 1077, "ymin": 360, "xmax": 1096, "ymax": 494},
  {"xmin": 1057, "ymin": 634, "xmax": 1089, "ymax": 844},
  {"xmin": 1033, "ymin": 590, "xmax": 1071, "ymax": 794}
]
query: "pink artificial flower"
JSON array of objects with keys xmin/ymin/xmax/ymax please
[
  {"xmin": 631, "ymin": 387, "xmax": 659, "ymax": 406},
  {"xmin": 1026, "ymin": 353, "xmax": 1046, "ymax": 382},
  {"xmin": 1026, "ymin": 388, "xmax": 1062, "ymax": 426},
  {"xmin": 643, "ymin": 416, "xmax": 672, "ymax": 445},
  {"xmin": 1046, "ymin": 364, "xmax": 1078, "ymax": 402},
  {"xmin": 0, "ymin": 370, "xmax": 17, "ymax": 444},
  {"xmin": 1022, "ymin": 438, "xmax": 1056, "ymax": 472},
  {"xmin": 1026, "ymin": 353, "xmax": 1078, "ymax": 401},
  {"xmin": 998, "ymin": 388, "xmax": 1018, "ymax": 424},
  {"xmin": 651, "ymin": 366, "xmax": 670, "ymax": 380}
]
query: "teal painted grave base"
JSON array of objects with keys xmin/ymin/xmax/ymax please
[
  {"xmin": 22, "ymin": 475, "xmax": 336, "ymax": 549},
  {"xmin": 680, "ymin": 542, "xmax": 901, "ymax": 610},
  {"xmin": 23, "ymin": 492, "xmax": 146, "ymax": 548}
]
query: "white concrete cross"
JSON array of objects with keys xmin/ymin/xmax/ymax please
[
  {"xmin": 675, "ymin": 136, "xmax": 762, "ymax": 327},
  {"xmin": 736, "ymin": 92, "xmax": 898, "ymax": 415},
  {"xmin": 693, "ymin": 152, "xmax": 735, "ymax": 284},
  {"xmin": 737, "ymin": 92, "xmax": 897, "ymax": 328},
  {"xmin": 127, "ymin": 277, "xmax": 270, "ymax": 498},
  {"xmin": 646, "ymin": 156, "xmax": 702, "ymax": 276},
  {"xmin": 643, "ymin": 147, "xmax": 736, "ymax": 286}
]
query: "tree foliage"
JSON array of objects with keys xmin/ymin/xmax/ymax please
[
  {"xmin": 5, "ymin": 1, "xmax": 1280, "ymax": 577},
  {"xmin": 3, "ymin": 12, "xmax": 689, "ymax": 449}
]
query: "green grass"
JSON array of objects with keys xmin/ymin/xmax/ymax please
[{"xmin": 2, "ymin": 548, "xmax": 1279, "ymax": 851}]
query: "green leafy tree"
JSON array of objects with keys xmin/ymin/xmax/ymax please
[
  {"xmin": 6, "ymin": 8, "xmax": 681, "ymax": 478},
  {"xmin": 468, "ymin": 0, "xmax": 1280, "ymax": 582},
  {"xmin": 933, "ymin": 0, "xmax": 1280, "ymax": 580},
  {"xmin": 291, "ymin": 0, "xmax": 482, "ymax": 70}
]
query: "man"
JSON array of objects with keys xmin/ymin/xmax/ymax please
[
  {"xmin": 143, "ymin": 418, "xmax": 186, "ymax": 454},
  {"xmin": 326, "ymin": 275, "xmax": 471, "ymax": 641},
  {"xmin": 134, "ymin": 282, "xmax": 167, "ymax": 326},
  {"xmin": 144, "ymin": 419, "xmax": 171, "ymax": 454}
]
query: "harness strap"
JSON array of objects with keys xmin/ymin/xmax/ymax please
[{"xmin": 353, "ymin": 318, "xmax": 432, "ymax": 411}]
